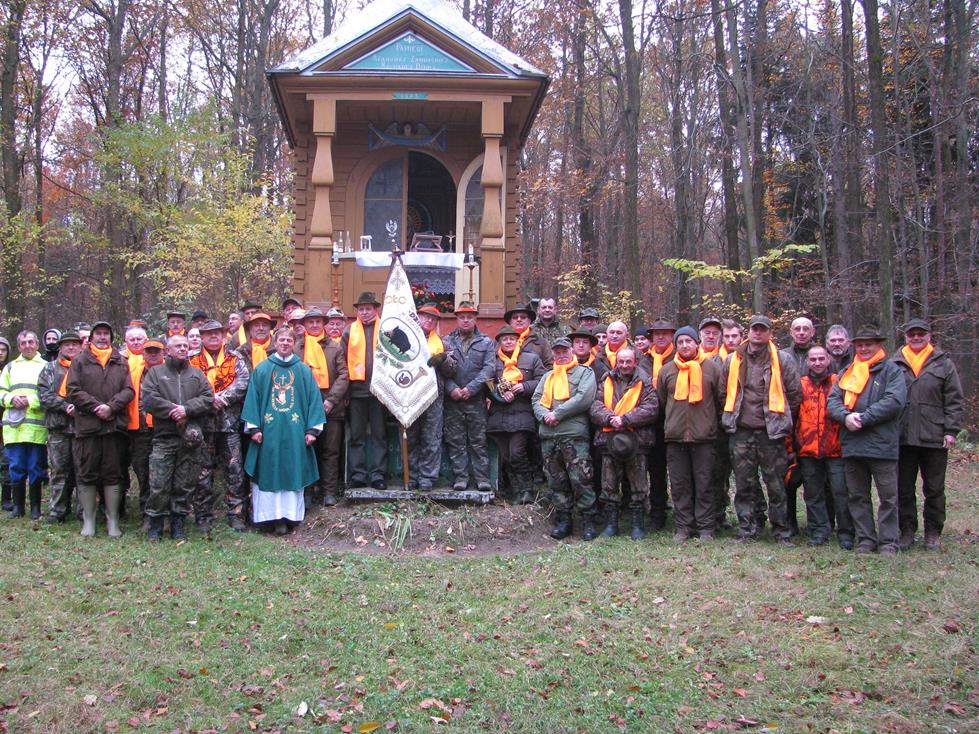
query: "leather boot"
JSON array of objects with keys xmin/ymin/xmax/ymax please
[
  {"xmin": 170, "ymin": 514, "xmax": 187, "ymax": 541},
  {"xmin": 898, "ymin": 528, "xmax": 914, "ymax": 551},
  {"xmin": 28, "ymin": 482, "xmax": 42, "ymax": 520},
  {"xmin": 581, "ymin": 512, "xmax": 599, "ymax": 541},
  {"xmin": 9, "ymin": 480, "xmax": 26, "ymax": 518},
  {"xmin": 549, "ymin": 511, "xmax": 572, "ymax": 540},
  {"xmin": 103, "ymin": 484, "xmax": 123, "ymax": 538},
  {"xmin": 147, "ymin": 515, "xmax": 164, "ymax": 542},
  {"xmin": 601, "ymin": 505, "xmax": 619, "ymax": 537},
  {"xmin": 630, "ymin": 509, "xmax": 647, "ymax": 541},
  {"xmin": 78, "ymin": 484, "xmax": 97, "ymax": 536},
  {"xmin": 1, "ymin": 483, "xmax": 11, "ymax": 511}
]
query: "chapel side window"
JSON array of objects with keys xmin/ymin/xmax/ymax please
[
  {"xmin": 364, "ymin": 157, "xmax": 403, "ymax": 251},
  {"xmin": 462, "ymin": 165, "xmax": 483, "ymax": 249}
]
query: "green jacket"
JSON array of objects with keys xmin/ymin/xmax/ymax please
[
  {"xmin": 0, "ymin": 353, "xmax": 48, "ymax": 445},
  {"xmin": 532, "ymin": 363, "xmax": 597, "ymax": 441},
  {"xmin": 891, "ymin": 348, "xmax": 964, "ymax": 448}
]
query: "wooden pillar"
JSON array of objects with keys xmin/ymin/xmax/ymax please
[
  {"xmin": 309, "ymin": 96, "xmax": 337, "ymax": 249},
  {"xmin": 479, "ymin": 98, "xmax": 506, "ymax": 314}
]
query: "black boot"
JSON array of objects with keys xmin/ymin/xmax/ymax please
[
  {"xmin": 9, "ymin": 480, "xmax": 25, "ymax": 518},
  {"xmin": 170, "ymin": 514, "xmax": 187, "ymax": 541},
  {"xmin": 147, "ymin": 515, "xmax": 164, "ymax": 542},
  {"xmin": 550, "ymin": 511, "xmax": 572, "ymax": 540},
  {"xmin": 28, "ymin": 482, "xmax": 42, "ymax": 520},
  {"xmin": 1, "ymin": 483, "xmax": 11, "ymax": 511},
  {"xmin": 581, "ymin": 513, "xmax": 599, "ymax": 541},
  {"xmin": 601, "ymin": 506, "xmax": 619, "ymax": 537},
  {"xmin": 630, "ymin": 509, "xmax": 647, "ymax": 541}
]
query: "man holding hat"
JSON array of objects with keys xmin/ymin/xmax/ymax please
[
  {"xmin": 166, "ymin": 311, "xmax": 187, "ymax": 338},
  {"xmin": 298, "ymin": 307, "xmax": 349, "ymax": 506},
  {"xmin": 644, "ymin": 318, "xmax": 676, "ymax": 530},
  {"xmin": 342, "ymin": 291, "xmax": 389, "ymax": 490},
  {"xmin": 443, "ymin": 301, "xmax": 495, "ymax": 491},
  {"xmin": 698, "ymin": 317, "xmax": 723, "ymax": 359},
  {"xmin": 892, "ymin": 319, "xmax": 963, "ymax": 551},
  {"xmin": 721, "ymin": 315, "xmax": 802, "ymax": 544},
  {"xmin": 406, "ymin": 303, "xmax": 454, "ymax": 492},
  {"xmin": 827, "ymin": 325, "xmax": 907, "ymax": 555},
  {"xmin": 0, "ymin": 331, "xmax": 47, "ymax": 519},
  {"xmin": 67, "ymin": 321, "xmax": 134, "ymax": 537},
  {"xmin": 191, "ymin": 319, "xmax": 251, "ymax": 531},
  {"xmin": 236, "ymin": 311, "xmax": 276, "ymax": 373},
  {"xmin": 533, "ymin": 337, "xmax": 599, "ymax": 539},
  {"xmin": 590, "ymin": 346, "xmax": 659, "ymax": 539},
  {"xmin": 656, "ymin": 326, "xmax": 725, "ymax": 540},
  {"xmin": 38, "ymin": 331, "xmax": 83, "ymax": 521},
  {"xmin": 488, "ymin": 324, "xmax": 545, "ymax": 503}
]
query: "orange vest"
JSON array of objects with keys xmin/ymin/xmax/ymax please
[{"xmin": 794, "ymin": 374, "xmax": 841, "ymax": 458}]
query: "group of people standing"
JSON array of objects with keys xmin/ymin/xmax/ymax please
[{"xmin": 0, "ymin": 295, "xmax": 965, "ymax": 554}]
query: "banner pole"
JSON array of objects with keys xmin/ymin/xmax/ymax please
[{"xmin": 401, "ymin": 426, "xmax": 410, "ymax": 491}]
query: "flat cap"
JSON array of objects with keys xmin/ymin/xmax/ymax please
[
  {"xmin": 699, "ymin": 316, "xmax": 723, "ymax": 331},
  {"xmin": 552, "ymin": 337, "xmax": 573, "ymax": 350},
  {"xmin": 748, "ymin": 315, "xmax": 772, "ymax": 330},
  {"xmin": 578, "ymin": 307, "xmax": 600, "ymax": 320},
  {"xmin": 198, "ymin": 319, "xmax": 225, "ymax": 333},
  {"xmin": 902, "ymin": 318, "xmax": 931, "ymax": 333}
]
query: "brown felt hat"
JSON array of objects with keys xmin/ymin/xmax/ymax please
[{"xmin": 354, "ymin": 291, "xmax": 381, "ymax": 307}]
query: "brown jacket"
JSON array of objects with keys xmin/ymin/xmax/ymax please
[
  {"xmin": 67, "ymin": 347, "xmax": 134, "ymax": 436},
  {"xmin": 296, "ymin": 334, "xmax": 349, "ymax": 419},
  {"xmin": 656, "ymin": 357, "xmax": 725, "ymax": 443},
  {"xmin": 590, "ymin": 369, "xmax": 659, "ymax": 449}
]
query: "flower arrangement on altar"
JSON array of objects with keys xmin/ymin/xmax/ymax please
[{"xmin": 410, "ymin": 282, "xmax": 454, "ymax": 312}]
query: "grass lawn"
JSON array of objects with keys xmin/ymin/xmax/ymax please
[{"xmin": 0, "ymin": 455, "xmax": 976, "ymax": 733}]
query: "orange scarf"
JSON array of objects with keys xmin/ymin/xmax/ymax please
[
  {"xmin": 168, "ymin": 328, "xmax": 185, "ymax": 337},
  {"xmin": 516, "ymin": 327, "xmax": 531, "ymax": 349},
  {"xmin": 250, "ymin": 338, "xmax": 270, "ymax": 369},
  {"xmin": 498, "ymin": 346, "xmax": 524, "ymax": 384},
  {"xmin": 579, "ymin": 353, "xmax": 596, "ymax": 367},
  {"xmin": 901, "ymin": 344, "xmax": 933, "ymax": 377},
  {"xmin": 347, "ymin": 319, "xmax": 378, "ymax": 382},
  {"xmin": 650, "ymin": 344, "xmax": 674, "ymax": 387},
  {"xmin": 673, "ymin": 352, "xmax": 705, "ymax": 403},
  {"xmin": 724, "ymin": 342, "xmax": 787, "ymax": 414},
  {"xmin": 602, "ymin": 375, "xmax": 644, "ymax": 431},
  {"xmin": 839, "ymin": 348, "xmax": 887, "ymax": 409},
  {"xmin": 699, "ymin": 345, "xmax": 720, "ymax": 360},
  {"xmin": 192, "ymin": 348, "xmax": 238, "ymax": 394},
  {"xmin": 719, "ymin": 345, "xmax": 731, "ymax": 360},
  {"xmin": 91, "ymin": 345, "xmax": 112, "ymax": 367},
  {"xmin": 303, "ymin": 335, "xmax": 330, "ymax": 389},
  {"xmin": 604, "ymin": 341, "xmax": 625, "ymax": 369},
  {"xmin": 539, "ymin": 361, "xmax": 574, "ymax": 409},
  {"xmin": 126, "ymin": 354, "xmax": 149, "ymax": 429},
  {"xmin": 427, "ymin": 331, "xmax": 444, "ymax": 356},
  {"xmin": 56, "ymin": 358, "xmax": 71, "ymax": 398}
]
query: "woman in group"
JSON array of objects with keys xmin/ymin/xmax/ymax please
[{"xmin": 241, "ymin": 326, "xmax": 326, "ymax": 534}]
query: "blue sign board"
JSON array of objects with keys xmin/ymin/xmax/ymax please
[{"xmin": 345, "ymin": 33, "xmax": 473, "ymax": 73}]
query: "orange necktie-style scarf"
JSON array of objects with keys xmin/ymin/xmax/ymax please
[
  {"xmin": 901, "ymin": 343, "xmax": 933, "ymax": 377},
  {"xmin": 303, "ymin": 335, "xmax": 330, "ymax": 389},
  {"xmin": 91, "ymin": 344, "xmax": 112, "ymax": 368},
  {"xmin": 498, "ymin": 346, "xmax": 524, "ymax": 384},
  {"xmin": 699, "ymin": 345, "xmax": 720, "ymax": 360},
  {"xmin": 650, "ymin": 344, "xmax": 674, "ymax": 387},
  {"xmin": 719, "ymin": 344, "xmax": 732, "ymax": 360},
  {"xmin": 673, "ymin": 352, "xmax": 705, "ymax": 404},
  {"xmin": 56, "ymin": 358, "xmax": 72, "ymax": 398},
  {"xmin": 126, "ymin": 354, "xmax": 149, "ymax": 429},
  {"xmin": 839, "ymin": 347, "xmax": 886, "ymax": 409},
  {"xmin": 724, "ymin": 341, "xmax": 787, "ymax": 414},
  {"xmin": 579, "ymin": 353, "xmax": 596, "ymax": 367},
  {"xmin": 604, "ymin": 341, "xmax": 625, "ymax": 369},
  {"xmin": 347, "ymin": 319, "xmax": 378, "ymax": 382},
  {"xmin": 516, "ymin": 327, "xmax": 531, "ymax": 349},
  {"xmin": 168, "ymin": 328, "xmax": 185, "ymax": 338},
  {"xmin": 539, "ymin": 361, "xmax": 574, "ymax": 409},
  {"xmin": 427, "ymin": 331, "xmax": 444, "ymax": 357},
  {"xmin": 602, "ymin": 375, "xmax": 644, "ymax": 431},
  {"xmin": 251, "ymin": 338, "xmax": 271, "ymax": 370}
]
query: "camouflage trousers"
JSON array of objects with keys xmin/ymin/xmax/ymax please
[
  {"xmin": 129, "ymin": 430, "xmax": 153, "ymax": 515},
  {"xmin": 147, "ymin": 434, "xmax": 201, "ymax": 518},
  {"xmin": 194, "ymin": 431, "xmax": 246, "ymax": 522},
  {"xmin": 729, "ymin": 428, "xmax": 791, "ymax": 539},
  {"xmin": 47, "ymin": 430, "xmax": 75, "ymax": 519},
  {"xmin": 542, "ymin": 437, "xmax": 595, "ymax": 513},
  {"xmin": 601, "ymin": 452, "xmax": 649, "ymax": 511},
  {"xmin": 407, "ymin": 395, "xmax": 443, "ymax": 489},
  {"xmin": 443, "ymin": 399, "xmax": 490, "ymax": 486}
]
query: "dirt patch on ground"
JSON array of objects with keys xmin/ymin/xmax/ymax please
[{"xmin": 286, "ymin": 499, "xmax": 568, "ymax": 557}]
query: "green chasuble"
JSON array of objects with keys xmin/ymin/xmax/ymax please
[{"xmin": 242, "ymin": 353, "xmax": 326, "ymax": 492}]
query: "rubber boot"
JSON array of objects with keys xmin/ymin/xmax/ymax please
[
  {"xmin": 600, "ymin": 505, "xmax": 619, "ymax": 537},
  {"xmin": 147, "ymin": 515, "xmax": 164, "ymax": 542},
  {"xmin": 78, "ymin": 484, "xmax": 98, "ymax": 537},
  {"xmin": 550, "ymin": 511, "xmax": 572, "ymax": 540},
  {"xmin": 9, "ymin": 480, "xmax": 25, "ymax": 518},
  {"xmin": 630, "ymin": 508, "xmax": 647, "ymax": 541},
  {"xmin": 170, "ymin": 514, "xmax": 187, "ymax": 541},
  {"xmin": 103, "ymin": 484, "xmax": 123, "ymax": 538},
  {"xmin": 581, "ymin": 512, "xmax": 599, "ymax": 542},
  {"xmin": 1, "ymin": 483, "xmax": 11, "ymax": 511},
  {"xmin": 28, "ymin": 482, "xmax": 42, "ymax": 520}
]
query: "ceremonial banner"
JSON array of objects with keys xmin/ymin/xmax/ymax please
[{"xmin": 370, "ymin": 256, "xmax": 440, "ymax": 428}]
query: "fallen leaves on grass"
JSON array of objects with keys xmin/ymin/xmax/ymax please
[
  {"xmin": 942, "ymin": 619, "xmax": 961, "ymax": 634},
  {"xmin": 943, "ymin": 701, "xmax": 966, "ymax": 716}
]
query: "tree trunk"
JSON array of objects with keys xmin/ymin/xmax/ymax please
[{"xmin": 617, "ymin": 0, "xmax": 642, "ymax": 324}]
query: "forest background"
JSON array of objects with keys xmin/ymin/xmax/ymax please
[{"xmin": 0, "ymin": 0, "xmax": 976, "ymax": 420}]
